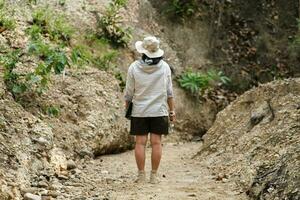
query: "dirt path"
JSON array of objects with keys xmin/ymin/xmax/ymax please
[{"xmin": 56, "ymin": 142, "xmax": 248, "ymax": 200}]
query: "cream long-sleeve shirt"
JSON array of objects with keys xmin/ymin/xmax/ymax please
[{"xmin": 124, "ymin": 60, "xmax": 174, "ymax": 117}]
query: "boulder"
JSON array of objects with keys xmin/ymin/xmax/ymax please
[{"xmin": 22, "ymin": 69, "xmax": 134, "ymax": 157}]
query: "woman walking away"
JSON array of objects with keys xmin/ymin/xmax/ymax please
[{"xmin": 124, "ymin": 36, "xmax": 176, "ymax": 184}]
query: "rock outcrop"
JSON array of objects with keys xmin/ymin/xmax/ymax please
[
  {"xmin": 0, "ymin": 68, "xmax": 133, "ymax": 198},
  {"xmin": 198, "ymin": 78, "xmax": 300, "ymax": 199},
  {"xmin": 25, "ymin": 68, "xmax": 133, "ymax": 157},
  {"xmin": 0, "ymin": 1, "xmax": 133, "ymax": 198}
]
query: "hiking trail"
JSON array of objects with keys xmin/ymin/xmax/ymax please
[{"xmin": 55, "ymin": 141, "xmax": 248, "ymax": 200}]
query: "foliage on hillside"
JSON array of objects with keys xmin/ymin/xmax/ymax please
[
  {"xmin": 0, "ymin": 0, "xmax": 15, "ymax": 32},
  {"xmin": 0, "ymin": 1, "xmax": 128, "ymax": 104},
  {"xmin": 94, "ymin": 0, "xmax": 131, "ymax": 47},
  {"xmin": 178, "ymin": 69, "xmax": 230, "ymax": 95}
]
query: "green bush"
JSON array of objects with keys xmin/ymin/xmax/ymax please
[
  {"xmin": 46, "ymin": 50, "xmax": 69, "ymax": 74},
  {"xmin": 70, "ymin": 36, "xmax": 118, "ymax": 70},
  {"xmin": 165, "ymin": 0, "xmax": 198, "ymax": 19},
  {"xmin": 27, "ymin": 0, "xmax": 37, "ymax": 5},
  {"xmin": 72, "ymin": 34, "xmax": 120, "ymax": 70},
  {"xmin": 0, "ymin": 0, "xmax": 16, "ymax": 31},
  {"xmin": 178, "ymin": 70, "xmax": 230, "ymax": 95},
  {"xmin": 26, "ymin": 24, "xmax": 43, "ymax": 40},
  {"xmin": 96, "ymin": 0, "xmax": 131, "ymax": 47},
  {"xmin": 28, "ymin": 40, "xmax": 70, "ymax": 74},
  {"xmin": 58, "ymin": 0, "xmax": 66, "ymax": 6},
  {"xmin": 45, "ymin": 105, "xmax": 60, "ymax": 117},
  {"xmin": 206, "ymin": 70, "xmax": 231, "ymax": 86},
  {"xmin": 32, "ymin": 8, "xmax": 50, "ymax": 27},
  {"xmin": 0, "ymin": 50, "xmax": 25, "ymax": 96},
  {"xmin": 114, "ymin": 71, "xmax": 125, "ymax": 91},
  {"xmin": 28, "ymin": 40, "xmax": 52, "ymax": 59},
  {"xmin": 49, "ymin": 16, "xmax": 74, "ymax": 42},
  {"xmin": 70, "ymin": 45, "xmax": 93, "ymax": 66},
  {"xmin": 31, "ymin": 8, "xmax": 74, "ymax": 43},
  {"xmin": 93, "ymin": 51, "xmax": 118, "ymax": 71},
  {"xmin": 1, "ymin": 40, "xmax": 69, "ymax": 97}
]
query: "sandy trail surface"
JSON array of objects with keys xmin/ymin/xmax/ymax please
[{"xmin": 57, "ymin": 142, "xmax": 248, "ymax": 200}]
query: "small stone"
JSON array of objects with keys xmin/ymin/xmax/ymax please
[
  {"xmin": 221, "ymin": 178, "xmax": 228, "ymax": 183},
  {"xmin": 57, "ymin": 174, "xmax": 69, "ymax": 180},
  {"xmin": 7, "ymin": 182, "xmax": 18, "ymax": 187},
  {"xmin": 47, "ymin": 191, "xmax": 60, "ymax": 198},
  {"xmin": 24, "ymin": 193, "xmax": 42, "ymax": 200},
  {"xmin": 267, "ymin": 187, "xmax": 274, "ymax": 193},
  {"xmin": 60, "ymin": 170, "xmax": 69, "ymax": 176},
  {"xmin": 38, "ymin": 181, "xmax": 48, "ymax": 188},
  {"xmin": 216, "ymin": 173, "xmax": 227, "ymax": 181},
  {"xmin": 64, "ymin": 182, "xmax": 83, "ymax": 187},
  {"xmin": 66, "ymin": 160, "xmax": 77, "ymax": 170},
  {"xmin": 79, "ymin": 149, "xmax": 93, "ymax": 158},
  {"xmin": 21, "ymin": 188, "xmax": 38, "ymax": 195},
  {"xmin": 101, "ymin": 170, "xmax": 109, "ymax": 174},
  {"xmin": 39, "ymin": 190, "xmax": 48, "ymax": 196},
  {"xmin": 35, "ymin": 137, "xmax": 49, "ymax": 146},
  {"xmin": 70, "ymin": 168, "xmax": 81, "ymax": 175}
]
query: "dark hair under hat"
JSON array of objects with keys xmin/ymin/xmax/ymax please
[{"xmin": 142, "ymin": 54, "xmax": 163, "ymax": 65}]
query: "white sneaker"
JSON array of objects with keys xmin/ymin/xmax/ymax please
[
  {"xmin": 150, "ymin": 170, "xmax": 160, "ymax": 184},
  {"xmin": 134, "ymin": 170, "xmax": 146, "ymax": 183}
]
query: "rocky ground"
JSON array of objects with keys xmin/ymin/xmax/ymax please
[{"xmin": 9, "ymin": 142, "xmax": 249, "ymax": 200}]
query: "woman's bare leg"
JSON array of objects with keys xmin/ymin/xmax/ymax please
[
  {"xmin": 150, "ymin": 133, "xmax": 162, "ymax": 171},
  {"xmin": 135, "ymin": 135, "xmax": 148, "ymax": 171}
]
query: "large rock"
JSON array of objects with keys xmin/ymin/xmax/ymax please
[
  {"xmin": 21, "ymin": 68, "xmax": 133, "ymax": 157},
  {"xmin": 0, "ymin": 67, "xmax": 133, "ymax": 200},
  {"xmin": 197, "ymin": 78, "xmax": 300, "ymax": 199}
]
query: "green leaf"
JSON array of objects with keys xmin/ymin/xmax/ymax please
[
  {"xmin": 12, "ymin": 84, "xmax": 27, "ymax": 94},
  {"xmin": 46, "ymin": 106, "xmax": 60, "ymax": 117}
]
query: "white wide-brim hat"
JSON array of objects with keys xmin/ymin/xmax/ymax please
[{"xmin": 135, "ymin": 36, "xmax": 164, "ymax": 58}]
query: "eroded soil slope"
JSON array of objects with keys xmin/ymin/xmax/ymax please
[{"xmin": 198, "ymin": 78, "xmax": 300, "ymax": 199}]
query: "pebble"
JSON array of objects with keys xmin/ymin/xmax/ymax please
[
  {"xmin": 64, "ymin": 182, "xmax": 83, "ymax": 187},
  {"xmin": 38, "ymin": 181, "xmax": 49, "ymax": 188},
  {"xmin": 24, "ymin": 193, "xmax": 42, "ymax": 200},
  {"xmin": 79, "ymin": 149, "xmax": 93, "ymax": 158},
  {"xmin": 47, "ymin": 191, "xmax": 60, "ymax": 198},
  {"xmin": 67, "ymin": 160, "xmax": 77, "ymax": 170},
  {"xmin": 57, "ymin": 174, "xmax": 69, "ymax": 180},
  {"xmin": 35, "ymin": 137, "xmax": 49, "ymax": 146},
  {"xmin": 21, "ymin": 188, "xmax": 38, "ymax": 195},
  {"xmin": 39, "ymin": 189, "xmax": 48, "ymax": 196}
]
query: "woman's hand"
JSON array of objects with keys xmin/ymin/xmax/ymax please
[
  {"xmin": 169, "ymin": 111, "xmax": 176, "ymax": 122},
  {"xmin": 125, "ymin": 101, "xmax": 130, "ymax": 109}
]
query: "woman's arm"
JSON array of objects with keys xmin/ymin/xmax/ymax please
[
  {"xmin": 124, "ymin": 65, "xmax": 135, "ymax": 108},
  {"xmin": 167, "ymin": 97, "xmax": 176, "ymax": 122},
  {"xmin": 166, "ymin": 66, "xmax": 176, "ymax": 121}
]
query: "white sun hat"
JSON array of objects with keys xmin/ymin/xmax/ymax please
[{"xmin": 135, "ymin": 36, "xmax": 164, "ymax": 58}]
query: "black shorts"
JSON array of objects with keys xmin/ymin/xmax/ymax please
[{"xmin": 130, "ymin": 116, "xmax": 169, "ymax": 135}]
